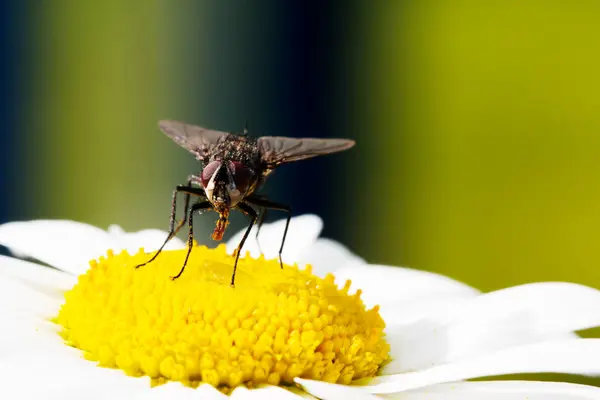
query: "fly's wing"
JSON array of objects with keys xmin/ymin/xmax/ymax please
[
  {"xmin": 158, "ymin": 120, "xmax": 230, "ymax": 162},
  {"xmin": 258, "ymin": 136, "xmax": 355, "ymax": 168}
]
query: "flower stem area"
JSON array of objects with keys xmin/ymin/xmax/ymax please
[{"xmin": 56, "ymin": 244, "xmax": 389, "ymax": 389}]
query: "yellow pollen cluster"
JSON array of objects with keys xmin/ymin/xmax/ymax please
[{"xmin": 56, "ymin": 245, "xmax": 390, "ymax": 389}]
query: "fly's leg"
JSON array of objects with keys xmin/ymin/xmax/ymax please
[
  {"xmin": 245, "ymin": 196, "xmax": 291, "ymax": 270},
  {"xmin": 170, "ymin": 200, "xmax": 212, "ymax": 281},
  {"xmin": 254, "ymin": 207, "xmax": 267, "ymax": 254},
  {"xmin": 231, "ymin": 202, "xmax": 258, "ymax": 287},
  {"xmin": 170, "ymin": 177, "xmax": 200, "ymax": 238},
  {"xmin": 135, "ymin": 180, "xmax": 206, "ymax": 269}
]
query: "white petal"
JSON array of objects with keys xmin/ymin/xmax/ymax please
[
  {"xmin": 2, "ymin": 319, "xmax": 62, "ymax": 350},
  {"xmin": 0, "ymin": 220, "xmax": 116, "ymax": 275},
  {"xmin": 193, "ymin": 384, "xmax": 231, "ymax": 400},
  {"xmin": 383, "ymin": 282, "xmax": 600, "ymax": 374},
  {"xmin": 226, "ymin": 214, "xmax": 323, "ymax": 263},
  {"xmin": 367, "ymin": 338, "xmax": 600, "ymax": 394},
  {"xmin": 126, "ymin": 383, "xmax": 226, "ymax": 399},
  {"xmin": 333, "ymin": 264, "xmax": 479, "ymax": 309},
  {"xmin": 0, "ymin": 255, "xmax": 75, "ymax": 298},
  {"xmin": 0, "ymin": 273, "xmax": 62, "ymax": 318},
  {"xmin": 297, "ymin": 238, "xmax": 366, "ymax": 277},
  {"xmin": 108, "ymin": 225, "xmax": 186, "ymax": 252},
  {"xmin": 0, "ymin": 319, "xmax": 76, "ymax": 369},
  {"xmin": 253, "ymin": 386, "xmax": 319, "ymax": 399},
  {"xmin": 384, "ymin": 322, "xmax": 581, "ymax": 375},
  {"xmin": 1, "ymin": 336, "xmax": 215, "ymax": 399},
  {"xmin": 379, "ymin": 293, "xmax": 470, "ymax": 326},
  {"xmin": 232, "ymin": 385, "xmax": 313, "ymax": 399},
  {"xmin": 230, "ymin": 386, "xmax": 252, "ymax": 399},
  {"xmin": 0, "ymin": 356, "xmax": 152, "ymax": 399},
  {"xmin": 0, "ymin": 258, "xmax": 74, "ymax": 359},
  {"xmin": 439, "ymin": 282, "xmax": 600, "ymax": 334},
  {"xmin": 390, "ymin": 381, "xmax": 600, "ymax": 400},
  {"xmin": 295, "ymin": 378, "xmax": 379, "ymax": 400},
  {"xmin": 1, "ymin": 327, "xmax": 87, "ymax": 367},
  {"xmin": 0, "ymin": 314, "xmax": 153, "ymax": 397}
]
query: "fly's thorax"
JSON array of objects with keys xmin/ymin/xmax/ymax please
[{"xmin": 201, "ymin": 160, "xmax": 256, "ymax": 207}]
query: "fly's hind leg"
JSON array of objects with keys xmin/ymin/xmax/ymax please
[
  {"xmin": 254, "ymin": 207, "xmax": 267, "ymax": 255},
  {"xmin": 244, "ymin": 196, "xmax": 291, "ymax": 270}
]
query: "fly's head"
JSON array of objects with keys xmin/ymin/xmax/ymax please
[
  {"xmin": 200, "ymin": 160, "xmax": 254, "ymax": 241},
  {"xmin": 200, "ymin": 160, "xmax": 255, "ymax": 210}
]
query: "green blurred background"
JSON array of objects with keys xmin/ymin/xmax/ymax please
[{"xmin": 3, "ymin": 1, "xmax": 600, "ymax": 295}]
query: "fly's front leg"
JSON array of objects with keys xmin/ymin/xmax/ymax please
[
  {"xmin": 231, "ymin": 202, "xmax": 258, "ymax": 287},
  {"xmin": 170, "ymin": 176, "xmax": 201, "ymax": 238},
  {"xmin": 244, "ymin": 196, "xmax": 291, "ymax": 270},
  {"xmin": 170, "ymin": 200, "xmax": 212, "ymax": 280},
  {"xmin": 135, "ymin": 180, "xmax": 206, "ymax": 269}
]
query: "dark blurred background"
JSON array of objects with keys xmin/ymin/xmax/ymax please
[{"xmin": 2, "ymin": 1, "xmax": 600, "ymax": 294}]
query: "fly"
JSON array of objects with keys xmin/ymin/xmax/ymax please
[{"xmin": 135, "ymin": 120, "xmax": 355, "ymax": 286}]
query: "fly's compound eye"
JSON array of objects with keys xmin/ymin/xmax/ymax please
[
  {"xmin": 201, "ymin": 161, "xmax": 222, "ymax": 187},
  {"xmin": 230, "ymin": 161, "xmax": 254, "ymax": 194}
]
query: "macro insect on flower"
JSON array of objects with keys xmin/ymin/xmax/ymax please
[{"xmin": 135, "ymin": 120, "xmax": 355, "ymax": 286}]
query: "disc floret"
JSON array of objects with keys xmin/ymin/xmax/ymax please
[{"xmin": 56, "ymin": 244, "xmax": 389, "ymax": 389}]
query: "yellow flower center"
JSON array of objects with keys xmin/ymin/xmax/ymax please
[{"xmin": 56, "ymin": 245, "xmax": 389, "ymax": 389}]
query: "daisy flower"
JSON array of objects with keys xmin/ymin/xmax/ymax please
[{"xmin": 1, "ymin": 215, "xmax": 600, "ymax": 399}]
